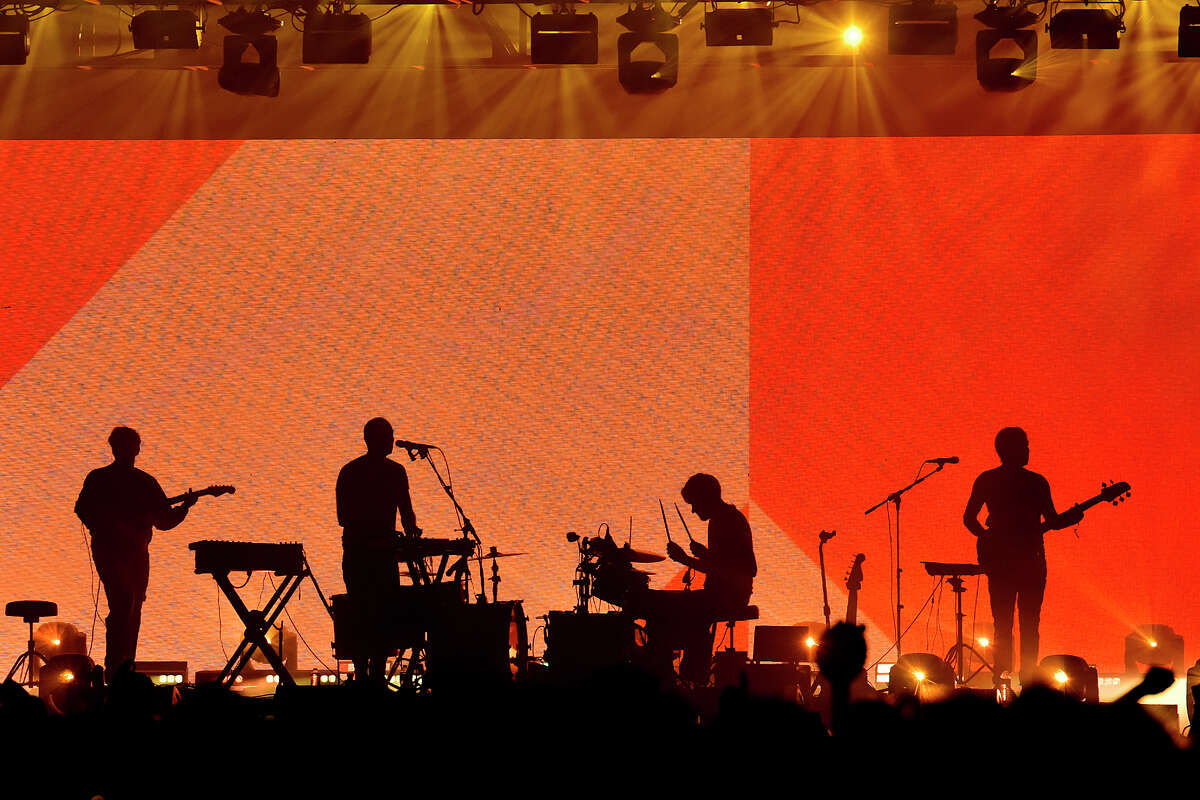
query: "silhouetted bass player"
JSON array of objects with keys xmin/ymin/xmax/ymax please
[
  {"xmin": 963, "ymin": 427, "xmax": 1082, "ymax": 686},
  {"xmin": 635, "ymin": 473, "xmax": 756, "ymax": 684},
  {"xmin": 336, "ymin": 417, "xmax": 421, "ymax": 682},
  {"xmin": 74, "ymin": 427, "xmax": 196, "ymax": 679}
]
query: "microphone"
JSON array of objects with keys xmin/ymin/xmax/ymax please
[
  {"xmin": 925, "ymin": 457, "xmax": 960, "ymax": 465},
  {"xmin": 395, "ymin": 439, "xmax": 436, "ymax": 452}
]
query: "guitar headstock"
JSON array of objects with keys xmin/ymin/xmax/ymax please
[
  {"xmin": 201, "ymin": 485, "xmax": 236, "ymax": 498},
  {"xmin": 1099, "ymin": 480, "xmax": 1131, "ymax": 506},
  {"xmin": 845, "ymin": 553, "xmax": 866, "ymax": 592}
]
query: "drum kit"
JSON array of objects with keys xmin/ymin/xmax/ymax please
[{"xmin": 349, "ymin": 528, "xmax": 671, "ymax": 691}]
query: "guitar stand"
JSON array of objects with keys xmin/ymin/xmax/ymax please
[
  {"xmin": 942, "ymin": 575, "xmax": 993, "ymax": 685},
  {"xmin": 212, "ymin": 566, "xmax": 310, "ymax": 688}
]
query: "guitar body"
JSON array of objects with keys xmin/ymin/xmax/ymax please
[{"xmin": 976, "ymin": 481, "xmax": 1130, "ymax": 575}]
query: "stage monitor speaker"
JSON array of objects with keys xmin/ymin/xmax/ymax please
[
  {"xmin": 752, "ymin": 625, "xmax": 810, "ymax": 663},
  {"xmin": 888, "ymin": 2, "xmax": 958, "ymax": 55},
  {"xmin": 1181, "ymin": 5, "xmax": 1200, "ymax": 57},
  {"xmin": 703, "ymin": 9, "xmax": 772, "ymax": 47},
  {"xmin": 134, "ymin": 660, "xmax": 188, "ymax": 686},
  {"xmin": 130, "ymin": 10, "xmax": 200, "ymax": 50},
  {"xmin": 0, "ymin": 13, "xmax": 30, "ymax": 65},
  {"xmin": 302, "ymin": 12, "xmax": 371, "ymax": 64},
  {"xmin": 531, "ymin": 13, "xmax": 599, "ymax": 64},
  {"xmin": 743, "ymin": 662, "xmax": 807, "ymax": 702}
]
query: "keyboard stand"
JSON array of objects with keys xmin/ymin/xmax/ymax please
[{"xmin": 211, "ymin": 564, "xmax": 310, "ymax": 688}]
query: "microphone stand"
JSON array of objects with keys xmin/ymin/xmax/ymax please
[
  {"xmin": 818, "ymin": 530, "xmax": 836, "ymax": 631},
  {"xmin": 405, "ymin": 445, "xmax": 488, "ymax": 603},
  {"xmin": 864, "ymin": 463, "xmax": 947, "ymax": 658}
]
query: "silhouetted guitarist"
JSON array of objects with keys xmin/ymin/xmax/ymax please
[
  {"xmin": 636, "ymin": 473, "xmax": 756, "ymax": 685},
  {"xmin": 74, "ymin": 427, "xmax": 196, "ymax": 679},
  {"xmin": 336, "ymin": 417, "xmax": 421, "ymax": 682},
  {"xmin": 963, "ymin": 427, "xmax": 1082, "ymax": 686}
]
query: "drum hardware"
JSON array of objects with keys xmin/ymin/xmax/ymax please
[{"xmin": 472, "ymin": 547, "xmax": 528, "ymax": 603}]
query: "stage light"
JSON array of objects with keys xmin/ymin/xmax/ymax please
[
  {"xmin": 0, "ymin": 12, "xmax": 30, "ymax": 66},
  {"xmin": 888, "ymin": 1, "xmax": 958, "ymax": 55},
  {"xmin": 805, "ymin": 636, "xmax": 817, "ymax": 649},
  {"xmin": 889, "ymin": 653, "xmax": 956, "ymax": 696},
  {"xmin": 129, "ymin": 10, "xmax": 201, "ymax": 50},
  {"xmin": 531, "ymin": 12, "xmax": 599, "ymax": 64},
  {"xmin": 302, "ymin": 10, "xmax": 371, "ymax": 64},
  {"xmin": 1047, "ymin": 1, "xmax": 1124, "ymax": 49},
  {"xmin": 1125, "ymin": 625, "xmax": 1184, "ymax": 673},
  {"xmin": 34, "ymin": 621, "xmax": 86, "ymax": 660},
  {"xmin": 843, "ymin": 26, "xmax": 864, "ymax": 48},
  {"xmin": 40, "ymin": 653, "xmax": 95, "ymax": 714},
  {"xmin": 1182, "ymin": 5, "xmax": 1200, "ymax": 57},
  {"xmin": 978, "ymin": 637, "xmax": 990, "ymax": 648},
  {"xmin": 219, "ymin": 35, "xmax": 280, "ymax": 98},
  {"xmin": 976, "ymin": 28, "xmax": 1037, "ymax": 91},
  {"xmin": 1039, "ymin": 655, "xmax": 1099, "ymax": 702},
  {"xmin": 617, "ymin": 3, "xmax": 679, "ymax": 93},
  {"xmin": 703, "ymin": 8, "xmax": 773, "ymax": 47}
]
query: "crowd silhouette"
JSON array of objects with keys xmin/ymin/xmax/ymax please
[{"xmin": 0, "ymin": 625, "xmax": 1189, "ymax": 797}]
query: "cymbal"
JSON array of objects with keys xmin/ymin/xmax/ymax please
[
  {"xmin": 471, "ymin": 550, "xmax": 528, "ymax": 560},
  {"xmin": 619, "ymin": 546, "xmax": 665, "ymax": 564}
]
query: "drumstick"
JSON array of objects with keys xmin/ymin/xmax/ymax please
[
  {"xmin": 673, "ymin": 502, "xmax": 697, "ymax": 544},
  {"xmin": 659, "ymin": 498, "xmax": 674, "ymax": 544}
]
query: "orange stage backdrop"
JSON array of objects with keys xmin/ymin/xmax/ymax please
[{"xmin": 0, "ymin": 137, "xmax": 1196, "ymax": 674}]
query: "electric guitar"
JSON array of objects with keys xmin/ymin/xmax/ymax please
[
  {"xmin": 811, "ymin": 553, "xmax": 876, "ymax": 724},
  {"xmin": 976, "ymin": 480, "xmax": 1130, "ymax": 574},
  {"xmin": 166, "ymin": 485, "xmax": 236, "ymax": 506}
]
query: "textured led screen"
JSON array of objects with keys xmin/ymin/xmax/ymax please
[{"xmin": 1, "ymin": 137, "xmax": 1196, "ymax": 674}]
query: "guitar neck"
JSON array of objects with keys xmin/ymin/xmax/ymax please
[{"xmin": 846, "ymin": 592, "xmax": 857, "ymax": 626}]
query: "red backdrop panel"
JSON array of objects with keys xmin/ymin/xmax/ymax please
[{"xmin": 750, "ymin": 136, "xmax": 1200, "ymax": 670}]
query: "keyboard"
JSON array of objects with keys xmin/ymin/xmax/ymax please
[
  {"xmin": 923, "ymin": 561, "xmax": 985, "ymax": 577},
  {"xmin": 189, "ymin": 540, "xmax": 306, "ymax": 575},
  {"xmin": 393, "ymin": 536, "xmax": 476, "ymax": 561}
]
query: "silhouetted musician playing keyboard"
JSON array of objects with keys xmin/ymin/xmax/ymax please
[{"xmin": 336, "ymin": 417, "xmax": 422, "ymax": 682}]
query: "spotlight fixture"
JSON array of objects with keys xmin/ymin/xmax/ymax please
[
  {"xmin": 888, "ymin": 652, "xmax": 956, "ymax": 695},
  {"xmin": 219, "ymin": 34, "xmax": 281, "ymax": 97},
  {"xmin": 302, "ymin": 9, "xmax": 372, "ymax": 64},
  {"xmin": 531, "ymin": 12, "xmax": 599, "ymax": 64},
  {"xmin": 976, "ymin": 28, "xmax": 1037, "ymax": 90},
  {"xmin": 843, "ymin": 25, "xmax": 864, "ymax": 48},
  {"xmin": 703, "ymin": 7, "xmax": 772, "ymax": 47},
  {"xmin": 40, "ymin": 653, "xmax": 96, "ymax": 714},
  {"xmin": 1124, "ymin": 624, "xmax": 1184, "ymax": 673},
  {"xmin": 888, "ymin": 0, "xmax": 958, "ymax": 55},
  {"xmin": 218, "ymin": 9, "xmax": 282, "ymax": 38},
  {"xmin": 130, "ymin": 9, "xmax": 201, "ymax": 50},
  {"xmin": 1038, "ymin": 654, "xmax": 1099, "ymax": 702},
  {"xmin": 0, "ymin": 12, "xmax": 30, "ymax": 66},
  {"xmin": 1047, "ymin": 0, "xmax": 1125, "ymax": 49},
  {"xmin": 1180, "ymin": 5, "xmax": 1200, "ymax": 58},
  {"xmin": 33, "ymin": 621, "xmax": 86, "ymax": 660},
  {"xmin": 617, "ymin": 3, "xmax": 680, "ymax": 93}
]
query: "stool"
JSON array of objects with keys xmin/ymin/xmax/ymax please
[
  {"xmin": 716, "ymin": 605, "xmax": 759, "ymax": 652},
  {"xmin": 5, "ymin": 600, "xmax": 57, "ymax": 687}
]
